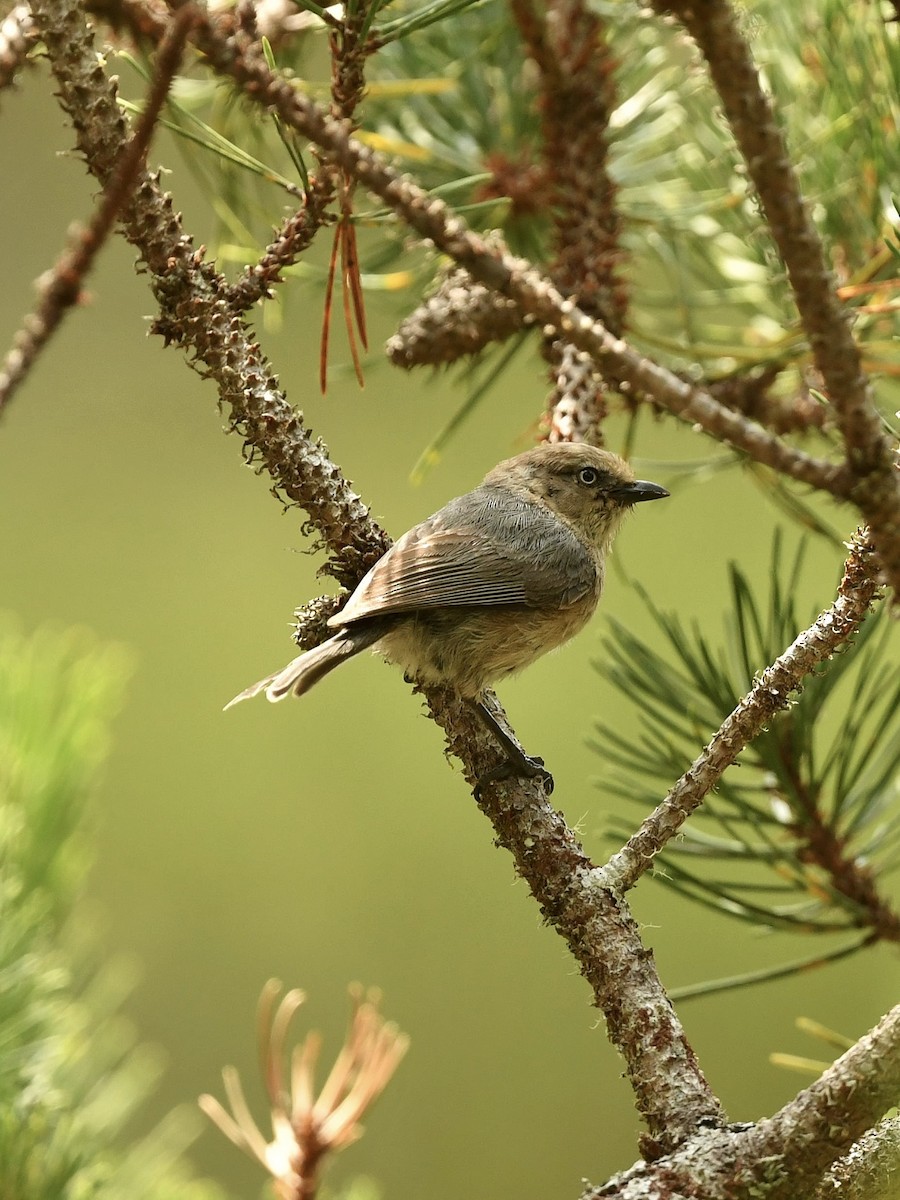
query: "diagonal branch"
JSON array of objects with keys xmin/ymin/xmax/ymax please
[
  {"xmin": 652, "ymin": 0, "xmax": 900, "ymax": 594},
  {"xmin": 747, "ymin": 1002, "xmax": 900, "ymax": 1200},
  {"xmin": 29, "ymin": 0, "xmax": 388, "ymax": 591},
  {"xmin": 0, "ymin": 4, "xmax": 193, "ymax": 414},
  {"xmin": 598, "ymin": 530, "xmax": 884, "ymax": 893},
  {"xmin": 175, "ymin": 7, "xmax": 847, "ymax": 499},
  {"xmin": 422, "ymin": 688, "xmax": 725, "ymax": 1153}
]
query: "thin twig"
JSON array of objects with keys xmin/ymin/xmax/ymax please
[
  {"xmin": 597, "ymin": 530, "xmax": 884, "ymax": 894},
  {"xmin": 0, "ymin": 4, "xmax": 194, "ymax": 414},
  {"xmin": 224, "ymin": 182, "xmax": 335, "ymax": 312}
]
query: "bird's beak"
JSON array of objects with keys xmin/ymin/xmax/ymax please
[{"xmin": 610, "ymin": 480, "xmax": 670, "ymax": 504}]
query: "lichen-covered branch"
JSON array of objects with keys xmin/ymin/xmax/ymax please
[
  {"xmin": 424, "ymin": 688, "xmax": 725, "ymax": 1153},
  {"xmin": 748, "ymin": 1003, "xmax": 900, "ymax": 1200},
  {"xmin": 579, "ymin": 1004, "xmax": 900, "ymax": 1198},
  {"xmin": 598, "ymin": 530, "xmax": 884, "ymax": 894},
  {"xmin": 813, "ymin": 1116, "xmax": 900, "ymax": 1200}
]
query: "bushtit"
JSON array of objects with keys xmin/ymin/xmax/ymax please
[{"xmin": 228, "ymin": 443, "xmax": 668, "ymax": 793}]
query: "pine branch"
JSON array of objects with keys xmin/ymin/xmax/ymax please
[
  {"xmin": 27, "ymin": 1, "xmax": 730, "ymax": 1150},
  {"xmin": 652, "ymin": 0, "xmax": 900, "ymax": 595},
  {"xmin": 0, "ymin": 627, "xmax": 217, "ymax": 1199},
  {"xmin": 598, "ymin": 530, "xmax": 884, "ymax": 893},
  {"xmin": 183, "ymin": 5, "xmax": 850, "ymax": 498},
  {"xmin": 19, "ymin": 5, "xmax": 900, "ymax": 1193},
  {"xmin": 30, "ymin": 0, "xmax": 388, "ymax": 590}
]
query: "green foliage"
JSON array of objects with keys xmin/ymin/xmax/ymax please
[
  {"xmin": 0, "ymin": 626, "xmax": 224, "ymax": 1200},
  {"xmin": 592, "ymin": 533, "xmax": 900, "ymax": 944}
]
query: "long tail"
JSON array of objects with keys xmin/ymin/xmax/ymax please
[{"xmin": 224, "ymin": 627, "xmax": 379, "ymax": 709}]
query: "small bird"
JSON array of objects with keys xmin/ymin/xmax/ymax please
[{"xmin": 227, "ymin": 443, "xmax": 668, "ymax": 793}]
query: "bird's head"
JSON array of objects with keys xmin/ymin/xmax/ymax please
[{"xmin": 484, "ymin": 443, "xmax": 669, "ymax": 552}]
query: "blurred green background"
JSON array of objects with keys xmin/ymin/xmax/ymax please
[{"xmin": 2, "ymin": 65, "xmax": 898, "ymax": 1200}]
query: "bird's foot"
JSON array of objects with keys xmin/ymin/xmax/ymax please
[{"xmin": 474, "ymin": 754, "xmax": 554, "ymax": 801}]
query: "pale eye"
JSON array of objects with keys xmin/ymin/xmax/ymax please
[{"xmin": 578, "ymin": 466, "xmax": 599, "ymax": 486}]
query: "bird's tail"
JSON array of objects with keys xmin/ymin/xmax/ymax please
[{"xmin": 224, "ymin": 627, "xmax": 379, "ymax": 710}]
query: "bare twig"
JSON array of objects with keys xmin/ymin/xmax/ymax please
[
  {"xmin": 225, "ymin": 181, "xmax": 335, "ymax": 312},
  {"xmin": 0, "ymin": 4, "xmax": 194, "ymax": 413},
  {"xmin": 652, "ymin": 0, "xmax": 900, "ymax": 593},
  {"xmin": 201, "ymin": 982, "xmax": 408, "ymax": 1200},
  {"xmin": 598, "ymin": 530, "xmax": 885, "ymax": 894}
]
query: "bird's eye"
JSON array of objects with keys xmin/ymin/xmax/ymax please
[{"xmin": 578, "ymin": 467, "xmax": 599, "ymax": 486}]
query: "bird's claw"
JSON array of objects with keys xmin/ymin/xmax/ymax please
[{"xmin": 474, "ymin": 755, "xmax": 554, "ymax": 801}]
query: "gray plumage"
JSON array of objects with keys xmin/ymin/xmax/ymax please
[{"xmin": 227, "ymin": 443, "xmax": 668, "ymax": 711}]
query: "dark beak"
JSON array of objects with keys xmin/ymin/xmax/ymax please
[{"xmin": 611, "ymin": 479, "xmax": 670, "ymax": 504}]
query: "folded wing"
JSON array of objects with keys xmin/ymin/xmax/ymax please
[{"xmin": 331, "ymin": 488, "xmax": 598, "ymax": 627}]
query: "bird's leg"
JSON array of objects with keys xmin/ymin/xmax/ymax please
[{"xmin": 470, "ymin": 699, "xmax": 554, "ymax": 797}]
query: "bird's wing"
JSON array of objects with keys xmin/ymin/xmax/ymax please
[{"xmin": 332, "ymin": 489, "xmax": 597, "ymax": 627}]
